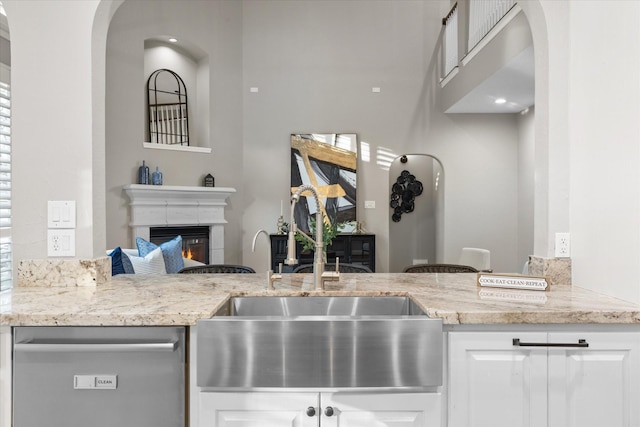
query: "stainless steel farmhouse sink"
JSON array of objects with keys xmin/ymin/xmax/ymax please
[{"xmin": 196, "ymin": 296, "xmax": 443, "ymax": 390}]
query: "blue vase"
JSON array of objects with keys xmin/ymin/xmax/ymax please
[
  {"xmin": 152, "ymin": 166, "xmax": 163, "ymax": 185},
  {"xmin": 138, "ymin": 160, "xmax": 149, "ymax": 184}
]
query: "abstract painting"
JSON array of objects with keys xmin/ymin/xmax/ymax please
[{"xmin": 290, "ymin": 133, "xmax": 357, "ymax": 233}]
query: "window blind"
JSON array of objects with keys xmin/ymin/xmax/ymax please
[{"xmin": 0, "ymin": 80, "xmax": 11, "ymax": 291}]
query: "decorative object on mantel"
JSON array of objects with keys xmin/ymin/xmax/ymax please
[
  {"xmin": 390, "ymin": 170, "xmax": 423, "ymax": 222},
  {"xmin": 138, "ymin": 160, "xmax": 150, "ymax": 184},
  {"xmin": 203, "ymin": 173, "xmax": 215, "ymax": 187},
  {"xmin": 477, "ymin": 272, "xmax": 550, "ymax": 292},
  {"xmin": 152, "ymin": 166, "xmax": 163, "ymax": 185}
]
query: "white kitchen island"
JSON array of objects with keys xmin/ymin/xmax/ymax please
[{"xmin": 2, "ymin": 273, "xmax": 640, "ymax": 427}]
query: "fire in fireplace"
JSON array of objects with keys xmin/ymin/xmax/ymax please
[{"xmin": 150, "ymin": 226, "xmax": 210, "ymax": 264}]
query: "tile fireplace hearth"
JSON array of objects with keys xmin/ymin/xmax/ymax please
[{"xmin": 123, "ymin": 184, "xmax": 236, "ymax": 264}]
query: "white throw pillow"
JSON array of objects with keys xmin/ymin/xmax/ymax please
[
  {"xmin": 106, "ymin": 248, "xmax": 204, "ymax": 272},
  {"xmin": 182, "ymin": 257, "xmax": 206, "ymax": 268},
  {"xmin": 127, "ymin": 247, "xmax": 166, "ymax": 275}
]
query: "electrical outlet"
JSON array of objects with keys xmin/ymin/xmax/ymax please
[
  {"xmin": 555, "ymin": 232, "xmax": 570, "ymax": 258},
  {"xmin": 48, "ymin": 229, "xmax": 76, "ymax": 257},
  {"xmin": 364, "ymin": 200, "xmax": 376, "ymax": 209}
]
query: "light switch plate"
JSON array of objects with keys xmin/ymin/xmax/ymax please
[
  {"xmin": 48, "ymin": 201, "xmax": 76, "ymax": 228},
  {"xmin": 364, "ymin": 200, "xmax": 376, "ymax": 209}
]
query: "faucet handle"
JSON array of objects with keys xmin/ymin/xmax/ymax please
[
  {"xmin": 320, "ymin": 257, "xmax": 340, "ymax": 285},
  {"xmin": 266, "ymin": 263, "xmax": 284, "ymax": 290}
]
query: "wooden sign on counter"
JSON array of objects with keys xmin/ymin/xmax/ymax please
[{"xmin": 477, "ymin": 273, "xmax": 550, "ymax": 292}]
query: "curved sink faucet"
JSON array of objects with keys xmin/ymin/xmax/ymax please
[
  {"xmin": 286, "ymin": 184, "xmax": 339, "ymax": 290},
  {"xmin": 252, "ymin": 229, "xmax": 281, "ymax": 290}
]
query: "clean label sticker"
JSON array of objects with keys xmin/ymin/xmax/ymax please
[{"xmin": 74, "ymin": 375, "xmax": 117, "ymax": 390}]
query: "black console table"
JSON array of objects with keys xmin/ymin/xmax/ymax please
[{"xmin": 269, "ymin": 234, "xmax": 376, "ymax": 273}]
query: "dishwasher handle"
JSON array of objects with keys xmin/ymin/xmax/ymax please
[{"xmin": 14, "ymin": 341, "xmax": 178, "ymax": 353}]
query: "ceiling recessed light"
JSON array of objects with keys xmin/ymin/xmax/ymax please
[
  {"xmin": 495, "ymin": 98, "xmax": 507, "ymax": 105},
  {"xmin": 168, "ymin": 38, "xmax": 178, "ymax": 43}
]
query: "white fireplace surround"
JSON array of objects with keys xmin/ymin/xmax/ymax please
[{"xmin": 123, "ymin": 184, "xmax": 236, "ymax": 264}]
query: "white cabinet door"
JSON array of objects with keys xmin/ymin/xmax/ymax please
[
  {"xmin": 448, "ymin": 332, "xmax": 548, "ymax": 427},
  {"xmin": 548, "ymin": 332, "xmax": 640, "ymax": 427},
  {"xmin": 198, "ymin": 392, "xmax": 318, "ymax": 427},
  {"xmin": 198, "ymin": 391, "xmax": 440, "ymax": 427},
  {"xmin": 321, "ymin": 392, "xmax": 441, "ymax": 427}
]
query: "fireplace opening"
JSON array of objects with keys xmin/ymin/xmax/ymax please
[{"xmin": 150, "ymin": 226, "xmax": 210, "ymax": 264}]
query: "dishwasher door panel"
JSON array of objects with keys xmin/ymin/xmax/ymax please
[{"xmin": 13, "ymin": 326, "xmax": 185, "ymax": 427}]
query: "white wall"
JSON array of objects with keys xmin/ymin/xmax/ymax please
[
  {"xmin": 240, "ymin": 0, "xmax": 446, "ymax": 272},
  {"xmin": 518, "ymin": 107, "xmax": 535, "ymax": 271},
  {"xmin": 518, "ymin": 0, "xmax": 565, "ymax": 260},
  {"xmin": 4, "ymin": 0, "xmax": 102, "ymax": 266},
  {"xmin": 240, "ymin": 0, "xmax": 523, "ymax": 272},
  {"xmin": 433, "ymin": 114, "xmax": 521, "ymax": 272},
  {"xmin": 567, "ymin": 1, "xmax": 640, "ymax": 303},
  {"xmin": 520, "ymin": 0, "xmax": 640, "ymax": 304}
]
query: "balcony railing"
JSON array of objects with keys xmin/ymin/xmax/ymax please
[
  {"xmin": 468, "ymin": 0, "xmax": 516, "ymax": 50},
  {"xmin": 442, "ymin": 3, "xmax": 459, "ymax": 77},
  {"xmin": 442, "ymin": 0, "xmax": 518, "ymax": 81}
]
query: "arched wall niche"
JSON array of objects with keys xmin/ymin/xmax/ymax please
[{"xmin": 143, "ymin": 37, "xmax": 210, "ymax": 149}]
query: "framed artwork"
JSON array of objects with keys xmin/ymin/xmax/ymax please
[{"xmin": 290, "ymin": 133, "xmax": 357, "ymax": 233}]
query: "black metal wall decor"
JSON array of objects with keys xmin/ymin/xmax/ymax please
[
  {"xmin": 390, "ymin": 170, "xmax": 423, "ymax": 222},
  {"xmin": 147, "ymin": 69, "xmax": 189, "ymax": 146}
]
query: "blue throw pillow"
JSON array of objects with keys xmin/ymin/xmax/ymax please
[
  {"xmin": 108, "ymin": 247, "xmax": 126, "ymax": 276},
  {"xmin": 121, "ymin": 251, "xmax": 135, "ymax": 274},
  {"xmin": 136, "ymin": 235, "xmax": 184, "ymax": 274}
]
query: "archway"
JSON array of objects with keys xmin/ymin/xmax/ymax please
[{"xmin": 91, "ymin": 0, "xmax": 125, "ymax": 255}]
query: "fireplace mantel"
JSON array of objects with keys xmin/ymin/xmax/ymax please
[
  {"xmin": 123, "ymin": 184, "xmax": 236, "ymax": 264},
  {"xmin": 123, "ymin": 184, "xmax": 236, "ymax": 204}
]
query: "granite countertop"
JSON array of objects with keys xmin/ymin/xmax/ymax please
[{"xmin": 1, "ymin": 273, "xmax": 640, "ymax": 326}]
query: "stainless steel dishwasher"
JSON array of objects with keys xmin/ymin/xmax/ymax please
[{"xmin": 13, "ymin": 326, "xmax": 186, "ymax": 427}]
